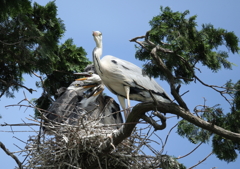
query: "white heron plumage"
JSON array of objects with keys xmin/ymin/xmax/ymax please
[{"xmin": 92, "ymin": 31, "xmax": 172, "ymax": 119}]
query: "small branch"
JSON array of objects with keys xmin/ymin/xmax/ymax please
[
  {"xmin": 141, "ymin": 114, "xmax": 166, "ymax": 131},
  {"xmin": 180, "ymin": 90, "xmax": 189, "ymax": 97},
  {"xmin": 0, "ymin": 123, "xmax": 39, "ymax": 127},
  {"xmin": 0, "ymin": 36, "xmax": 38, "ymax": 46},
  {"xmin": 0, "ymin": 141, "xmax": 23, "ymax": 169},
  {"xmin": 194, "ymin": 75, "xmax": 232, "ymax": 105},
  {"xmin": 31, "ymin": 71, "xmax": 54, "ymax": 102},
  {"xmin": 129, "ymin": 35, "xmax": 146, "ymax": 42},
  {"xmin": 0, "ymin": 79, "xmax": 36, "ymax": 98},
  {"xmin": 177, "ymin": 142, "xmax": 203, "ymax": 159},
  {"xmin": 188, "ymin": 152, "xmax": 213, "ymax": 169},
  {"xmin": 160, "ymin": 123, "xmax": 178, "ymax": 154}
]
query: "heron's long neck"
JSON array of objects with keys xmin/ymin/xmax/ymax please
[{"xmin": 93, "ymin": 41, "xmax": 104, "ymax": 75}]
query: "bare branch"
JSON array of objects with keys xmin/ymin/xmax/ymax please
[
  {"xmin": 194, "ymin": 75, "xmax": 232, "ymax": 105},
  {"xmin": 188, "ymin": 152, "xmax": 213, "ymax": 169},
  {"xmin": 0, "ymin": 141, "xmax": 23, "ymax": 169},
  {"xmin": 100, "ymin": 101, "xmax": 240, "ymax": 154},
  {"xmin": 0, "ymin": 79, "xmax": 36, "ymax": 98},
  {"xmin": 0, "ymin": 123, "xmax": 39, "ymax": 127},
  {"xmin": 160, "ymin": 123, "xmax": 178, "ymax": 154},
  {"xmin": 129, "ymin": 35, "xmax": 145, "ymax": 42},
  {"xmin": 31, "ymin": 71, "xmax": 54, "ymax": 102},
  {"xmin": 141, "ymin": 114, "xmax": 166, "ymax": 131},
  {"xmin": 177, "ymin": 142, "xmax": 203, "ymax": 159}
]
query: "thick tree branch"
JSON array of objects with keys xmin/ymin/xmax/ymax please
[
  {"xmin": 150, "ymin": 47, "xmax": 189, "ymax": 110},
  {"xmin": 100, "ymin": 101, "xmax": 240, "ymax": 154},
  {"xmin": 141, "ymin": 113, "xmax": 166, "ymax": 131}
]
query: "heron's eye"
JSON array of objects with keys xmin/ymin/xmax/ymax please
[
  {"xmin": 75, "ymin": 84, "xmax": 80, "ymax": 87},
  {"xmin": 89, "ymin": 72, "xmax": 93, "ymax": 75}
]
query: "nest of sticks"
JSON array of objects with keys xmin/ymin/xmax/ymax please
[{"xmin": 22, "ymin": 115, "xmax": 162, "ymax": 169}]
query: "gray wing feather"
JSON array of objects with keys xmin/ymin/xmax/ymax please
[{"xmin": 101, "ymin": 55, "xmax": 171, "ymax": 101}]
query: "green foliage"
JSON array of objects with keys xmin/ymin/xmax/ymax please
[
  {"xmin": 0, "ymin": 1, "xmax": 90, "ymax": 100},
  {"xmin": 135, "ymin": 7, "xmax": 240, "ymax": 162},
  {"xmin": 41, "ymin": 38, "xmax": 90, "ymax": 97},
  {"xmin": 177, "ymin": 80, "xmax": 240, "ymax": 162},
  {"xmin": 177, "ymin": 105, "xmax": 224, "ymax": 144},
  {"xmin": 0, "ymin": 0, "xmax": 62, "ymax": 98},
  {"xmin": 177, "ymin": 120, "xmax": 212, "ymax": 144},
  {"xmin": 212, "ymin": 135, "xmax": 238, "ymax": 163},
  {"xmin": 0, "ymin": 0, "xmax": 32, "ymax": 20},
  {"xmin": 135, "ymin": 6, "xmax": 239, "ymax": 84},
  {"xmin": 211, "ymin": 80, "xmax": 240, "ymax": 162}
]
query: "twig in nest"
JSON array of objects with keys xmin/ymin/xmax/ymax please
[{"xmin": 107, "ymin": 134, "xmax": 116, "ymax": 151}]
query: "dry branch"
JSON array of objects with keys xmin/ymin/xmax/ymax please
[
  {"xmin": 0, "ymin": 141, "xmax": 23, "ymax": 169},
  {"xmin": 100, "ymin": 101, "xmax": 240, "ymax": 156},
  {"xmin": 188, "ymin": 152, "xmax": 213, "ymax": 169},
  {"xmin": 178, "ymin": 142, "xmax": 203, "ymax": 159}
]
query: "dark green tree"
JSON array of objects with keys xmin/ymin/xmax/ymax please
[
  {"xmin": 129, "ymin": 6, "xmax": 240, "ymax": 166},
  {"xmin": 1, "ymin": 3, "xmax": 240, "ymax": 168},
  {"xmin": 0, "ymin": 0, "xmax": 90, "ymax": 99},
  {"xmin": 0, "ymin": 0, "xmax": 90, "ymax": 115}
]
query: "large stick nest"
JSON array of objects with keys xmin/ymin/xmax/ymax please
[{"xmin": 23, "ymin": 116, "xmax": 161, "ymax": 169}]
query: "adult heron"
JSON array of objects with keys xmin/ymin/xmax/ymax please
[{"xmin": 92, "ymin": 31, "xmax": 172, "ymax": 119}]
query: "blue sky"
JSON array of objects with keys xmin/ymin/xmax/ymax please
[{"xmin": 1, "ymin": 0, "xmax": 240, "ymax": 168}]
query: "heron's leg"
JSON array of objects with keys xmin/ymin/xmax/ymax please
[
  {"xmin": 124, "ymin": 86, "xmax": 131, "ymax": 119},
  {"xmin": 124, "ymin": 86, "xmax": 131, "ymax": 108},
  {"xmin": 117, "ymin": 95, "xmax": 127, "ymax": 120}
]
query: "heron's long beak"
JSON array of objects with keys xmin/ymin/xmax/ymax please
[
  {"xmin": 82, "ymin": 84, "xmax": 98, "ymax": 89},
  {"xmin": 75, "ymin": 77, "xmax": 88, "ymax": 81},
  {"xmin": 93, "ymin": 89, "xmax": 103, "ymax": 96}
]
